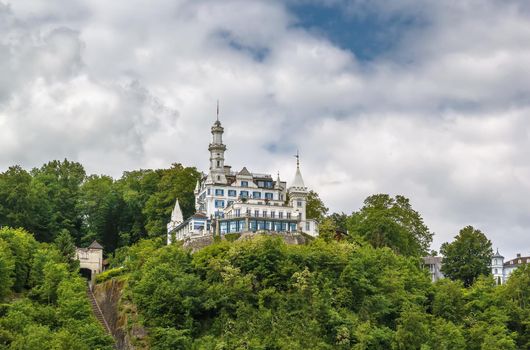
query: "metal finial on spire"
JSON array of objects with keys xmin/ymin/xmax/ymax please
[
  {"xmin": 294, "ymin": 149, "xmax": 300, "ymax": 168},
  {"xmin": 216, "ymin": 99, "xmax": 219, "ymax": 121}
]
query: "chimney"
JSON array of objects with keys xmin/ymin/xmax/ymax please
[{"xmin": 516, "ymin": 253, "xmax": 521, "ymax": 258}]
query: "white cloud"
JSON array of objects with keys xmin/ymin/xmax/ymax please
[{"xmin": 1, "ymin": 0, "xmax": 530, "ymax": 257}]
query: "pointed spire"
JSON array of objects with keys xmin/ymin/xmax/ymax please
[
  {"xmin": 493, "ymin": 248, "xmax": 504, "ymax": 259},
  {"xmin": 216, "ymin": 99, "xmax": 219, "ymax": 122},
  {"xmin": 170, "ymin": 199, "xmax": 184, "ymax": 224},
  {"xmin": 275, "ymin": 171, "xmax": 282, "ymax": 189},
  {"xmin": 290, "ymin": 150, "xmax": 306, "ymax": 190},
  {"xmin": 194, "ymin": 180, "xmax": 200, "ymax": 193}
]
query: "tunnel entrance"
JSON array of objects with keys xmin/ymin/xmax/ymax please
[{"xmin": 80, "ymin": 268, "xmax": 92, "ymax": 281}]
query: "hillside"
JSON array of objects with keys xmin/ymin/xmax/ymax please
[{"xmin": 92, "ymin": 235, "xmax": 529, "ymax": 349}]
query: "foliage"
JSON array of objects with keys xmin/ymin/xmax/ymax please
[
  {"xmin": 143, "ymin": 164, "xmax": 200, "ymax": 237},
  {"xmin": 306, "ymin": 190, "xmax": 328, "ymax": 222},
  {"xmin": 0, "ymin": 160, "xmax": 199, "ymax": 253},
  {"xmin": 440, "ymin": 225, "xmax": 493, "ymax": 287},
  {"xmin": 102, "ymin": 235, "xmax": 529, "ymax": 349},
  {"xmin": 0, "ymin": 226, "xmax": 114, "ymax": 349},
  {"xmin": 54, "ymin": 229, "xmax": 78, "ymax": 270},
  {"xmin": 0, "ymin": 239, "xmax": 15, "ymax": 300},
  {"xmin": 347, "ymin": 194, "xmax": 433, "ymax": 256},
  {"xmin": 95, "ymin": 267, "xmax": 126, "ymax": 284}
]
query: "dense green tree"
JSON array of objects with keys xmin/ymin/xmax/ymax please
[
  {"xmin": 143, "ymin": 164, "xmax": 200, "ymax": 237},
  {"xmin": 500, "ymin": 265, "xmax": 530, "ymax": 348},
  {"xmin": 54, "ymin": 229, "xmax": 77, "ymax": 269},
  {"xmin": 113, "ymin": 169, "xmax": 160, "ymax": 245},
  {"xmin": 440, "ymin": 225, "xmax": 493, "ymax": 287},
  {"xmin": 0, "ymin": 227, "xmax": 37, "ymax": 292},
  {"xmin": 347, "ymin": 194, "xmax": 433, "ymax": 256},
  {"xmin": 31, "ymin": 159, "xmax": 86, "ymax": 242},
  {"xmin": 0, "ymin": 239, "xmax": 15, "ymax": 300},
  {"xmin": 431, "ymin": 278, "xmax": 465, "ymax": 324},
  {"xmin": 0, "ymin": 166, "xmax": 33, "ymax": 230},
  {"xmin": 79, "ymin": 175, "xmax": 128, "ymax": 251},
  {"xmin": 328, "ymin": 212, "xmax": 349, "ymax": 231},
  {"xmin": 306, "ymin": 190, "xmax": 328, "ymax": 222}
]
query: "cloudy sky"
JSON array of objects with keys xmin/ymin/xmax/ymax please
[{"xmin": 1, "ymin": 0, "xmax": 529, "ymax": 256}]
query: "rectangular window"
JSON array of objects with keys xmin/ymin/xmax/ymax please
[
  {"xmin": 290, "ymin": 223, "xmax": 297, "ymax": 232},
  {"xmin": 241, "ymin": 181, "xmax": 248, "ymax": 187},
  {"xmin": 207, "ymin": 188, "xmax": 211, "ymax": 195},
  {"xmin": 253, "ymin": 191, "xmax": 261, "ymax": 199},
  {"xmin": 279, "ymin": 212, "xmax": 283, "ymax": 219},
  {"xmin": 215, "ymin": 189, "xmax": 224, "ymax": 196},
  {"xmin": 262, "ymin": 211, "xmax": 267, "ymax": 218},
  {"xmin": 240, "ymin": 191, "xmax": 249, "ymax": 198},
  {"xmin": 271, "ymin": 211, "xmax": 275, "ymax": 218},
  {"xmin": 286, "ymin": 212, "xmax": 291, "ymax": 219},
  {"xmin": 254, "ymin": 210, "xmax": 259, "ymax": 217},
  {"xmin": 246, "ymin": 209, "xmax": 251, "ymax": 216},
  {"xmin": 228, "ymin": 190, "xmax": 237, "ymax": 197},
  {"xmin": 265, "ymin": 192, "xmax": 273, "ymax": 200},
  {"xmin": 215, "ymin": 200, "xmax": 225, "ymax": 208},
  {"xmin": 257, "ymin": 181, "xmax": 265, "ymax": 187},
  {"xmin": 306, "ymin": 222, "xmax": 311, "ymax": 231},
  {"xmin": 297, "ymin": 201, "xmax": 303, "ymax": 207}
]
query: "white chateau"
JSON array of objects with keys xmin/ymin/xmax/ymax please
[
  {"xmin": 167, "ymin": 116, "xmax": 319, "ymax": 244},
  {"xmin": 491, "ymin": 249, "xmax": 530, "ymax": 285}
]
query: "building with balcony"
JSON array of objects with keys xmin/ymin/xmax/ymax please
[{"xmin": 167, "ymin": 113, "xmax": 319, "ymax": 244}]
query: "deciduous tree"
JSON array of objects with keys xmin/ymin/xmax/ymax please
[{"xmin": 440, "ymin": 225, "xmax": 492, "ymax": 287}]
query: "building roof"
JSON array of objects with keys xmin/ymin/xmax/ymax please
[
  {"xmin": 504, "ymin": 256, "xmax": 530, "ymax": 267},
  {"xmin": 88, "ymin": 240, "xmax": 103, "ymax": 249},
  {"xmin": 493, "ymin": 248, "xmax": 504, "ymax": 259},
  {"xmin": 170, "ymin": 199, "xmax": 184, "ymax": 224},
  {"xmin": 238, "ymin": 167, "xmax": 252, "ymax": 176}
]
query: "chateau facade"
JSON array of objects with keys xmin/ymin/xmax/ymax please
[
  {"xmin": 167, "ymin": 117, "xmax": 318, "ymax": 244},
  {"xmin": 491, "ymin": 249, "xmax": 530, "ymax": 285}
]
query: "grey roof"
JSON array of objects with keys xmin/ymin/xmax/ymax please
[
  {"xmin": 493, "ymin": 248, "xmax": 504, "ymax": 259},
  {"xmin": 291, "ymin": 166, "xmax": 306, "ymax": 189},
  {"xmin": 88, "ymin": 240, "xmax": 103, "ymax": 249},
  {"xmin": 238, "ymin": 167, "xmax": 252, "ymax": 176}
]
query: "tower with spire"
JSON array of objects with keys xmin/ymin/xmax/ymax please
[
  {"xmin": 288, "ymin": 151, "xmax": 308, "ymax": 222},
  {"xmin": 491, "ymin": 249, "xmax": 505, "ymax": 285},
  {"xmin": 206, "ymin": 101, "xmax": 228, "ymax": 185}
]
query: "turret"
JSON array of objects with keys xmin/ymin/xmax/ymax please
[
  {"xmin": 167, "ymin": 199, "xmax": 184, "ymax": 243},
  {"xmin": 288, "ymin": 151, "xmax": 308, "ymax": 221},
  {"xmin": 492, "ymin": 248, "xmax": 504, "ymax": 285}
]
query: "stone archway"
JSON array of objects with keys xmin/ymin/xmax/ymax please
[{"xmin": 80, "ymin": 267, "xmax": 92, "ymax": 281}]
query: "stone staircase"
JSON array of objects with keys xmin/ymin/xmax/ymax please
[{"xmin": 86, "ymin": 284, "xmax": 113, "ymax": 336}]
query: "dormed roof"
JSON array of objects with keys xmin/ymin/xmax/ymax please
[
  {"xmin": 238, "ymin": 167, "xmax": 252, "ymax": 176},
  {"xmin": 89, "ymin": 240, "xmax": 103, "ymax": 249}
]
